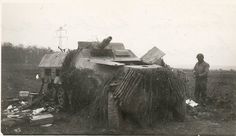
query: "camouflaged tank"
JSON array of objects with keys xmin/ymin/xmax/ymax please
[{"xmin": 38, "ymin": 36, "xmax": 186, "ymax": 127}]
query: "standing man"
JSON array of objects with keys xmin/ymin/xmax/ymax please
[{"xmin": 193, "ymin": 53, "xmax": 210, "ymax": 105}]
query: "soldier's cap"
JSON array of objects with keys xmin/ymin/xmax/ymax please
[{"xmin": 196, "ymin": 53, "xmax": 204, "ymax": 58}]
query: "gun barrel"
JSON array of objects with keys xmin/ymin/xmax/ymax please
[{"xmin": 98, "ymin": 36, "xmax": 112, "ymax": 49}]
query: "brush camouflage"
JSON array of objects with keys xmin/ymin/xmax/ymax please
[{"xmin": 38, "ymin": 36, "xmax": 187, "ymax": 127}]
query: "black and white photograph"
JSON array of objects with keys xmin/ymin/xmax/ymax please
[{"xmin": 1, "ymin": 0, "xmax": 236, "ymax": 135}]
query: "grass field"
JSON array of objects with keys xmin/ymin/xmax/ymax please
[
  {"xmin": 1, "ymin": 64, "xmax": 236, "ymax": 135},
  {"xmin": 184, "ymin": 70, "xmax": 236, "ymax": 121},
  {"xmin": 1, "ymin": 64, "xmax": 41, "ymax": 99}
]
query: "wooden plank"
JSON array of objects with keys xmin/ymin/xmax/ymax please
[{"xmin": 30, "ymin": 113, "xmax": 54, "ymax": 126}]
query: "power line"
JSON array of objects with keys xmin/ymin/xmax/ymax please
[{"xmin": 56, "ymin": 26, "xmax": 68, "ymax": 51}]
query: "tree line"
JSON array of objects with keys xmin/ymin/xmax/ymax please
[{"xmin": 2, "ymin": 42, "xmax": 53, "ymax": 65}]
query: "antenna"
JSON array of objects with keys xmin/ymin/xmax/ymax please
[{"xmin": 56, "ymin": 26, "xmax": 67, "ymax": 52}]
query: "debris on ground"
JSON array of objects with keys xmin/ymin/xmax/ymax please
[
  {"xmin": 32, "ymin": 107, "xmax": 45, "ymax": 115},
  {"xmin": 30, "ymin": 113, "xmax": 54, "ymax": 126},
  {"xmin": 186, "ymin": 99, "xmax": 198, "ymax": 107},
  {"xmin": 19, "ymin": 91, "xmax": 30, "ymax": 97},
  {"xmin": 7, "ymin": 105, "xmax": 13, "ymax": 110},
  {"xmin": 1, "ymin": 90, "xmax": 59, "ymax": 133},
  {"xmin": 40, "ymin": 123, "xmax": 53, "ymax": 127},
  {"xmin": 13, "ymin": 128, "xmax": 21, "ymax": 133}
]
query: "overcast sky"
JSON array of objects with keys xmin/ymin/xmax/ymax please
[{"xmin": 1, "ymin": 0, "xmax": 236, "ymax": 69}]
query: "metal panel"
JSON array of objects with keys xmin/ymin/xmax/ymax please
[
  {"xmin": 107, "ymin": 43, "xmax": 125, "ymax": 50},
  {"xmin": 90, "ymin": 59, "xmax": 125, "ymax": 66},
  {"xmin": 78, "ymin": 41, "xmax": 125, "ymax": 50},
  {"xmin": 114, "ymin": 50, "xmax": 131, "ymax": 56},
  {"xmin": 114, "ymin": 49, "xmax": 140, "ymax": 62},
  {"xmin": 38, "ymin": 52, "xmax": 67, "ymax": 68},
  {"xmin": 114, "ymin": 57, "xmax": 140, "ymax": 62},
  {"xmin": 125, "ymin": 65, "xmax": 161, "ymax": 69},
  {"xmin": 141, "ymin": 47, "xmax": 165, "ymax": 64}
]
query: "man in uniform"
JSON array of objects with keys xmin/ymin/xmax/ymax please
[{"xmin": 193, "ymin": 53, "xmax": 210, "ymax": 105}]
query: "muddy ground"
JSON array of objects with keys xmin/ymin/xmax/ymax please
[{"xmin": 1, "ymin": 64, "xmax": 236, "ymax": 135}]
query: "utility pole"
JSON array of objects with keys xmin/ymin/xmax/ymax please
[{"xmin": 56, "ymin": 26, "xmax": 67, "ymax": 52}]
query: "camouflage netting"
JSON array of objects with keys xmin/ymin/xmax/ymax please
[
  {"xmin": 61, "ymin": 50, "xmax": 103, "ymax": 111},
  {"xmin": 113, "ymin": 68, "xmax": 186, "ymax": 127},
  {"xmin": 60, "ymin": 50, "xmax": 187, "ymax": 128},
  {"xmin": 60, "ymin": 49, "xmax": 116, "ymax": 127}
]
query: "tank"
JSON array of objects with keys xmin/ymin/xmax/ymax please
[{"xmin": 38, "ymin": 36, "xmax": 186, "ymax": 128}]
